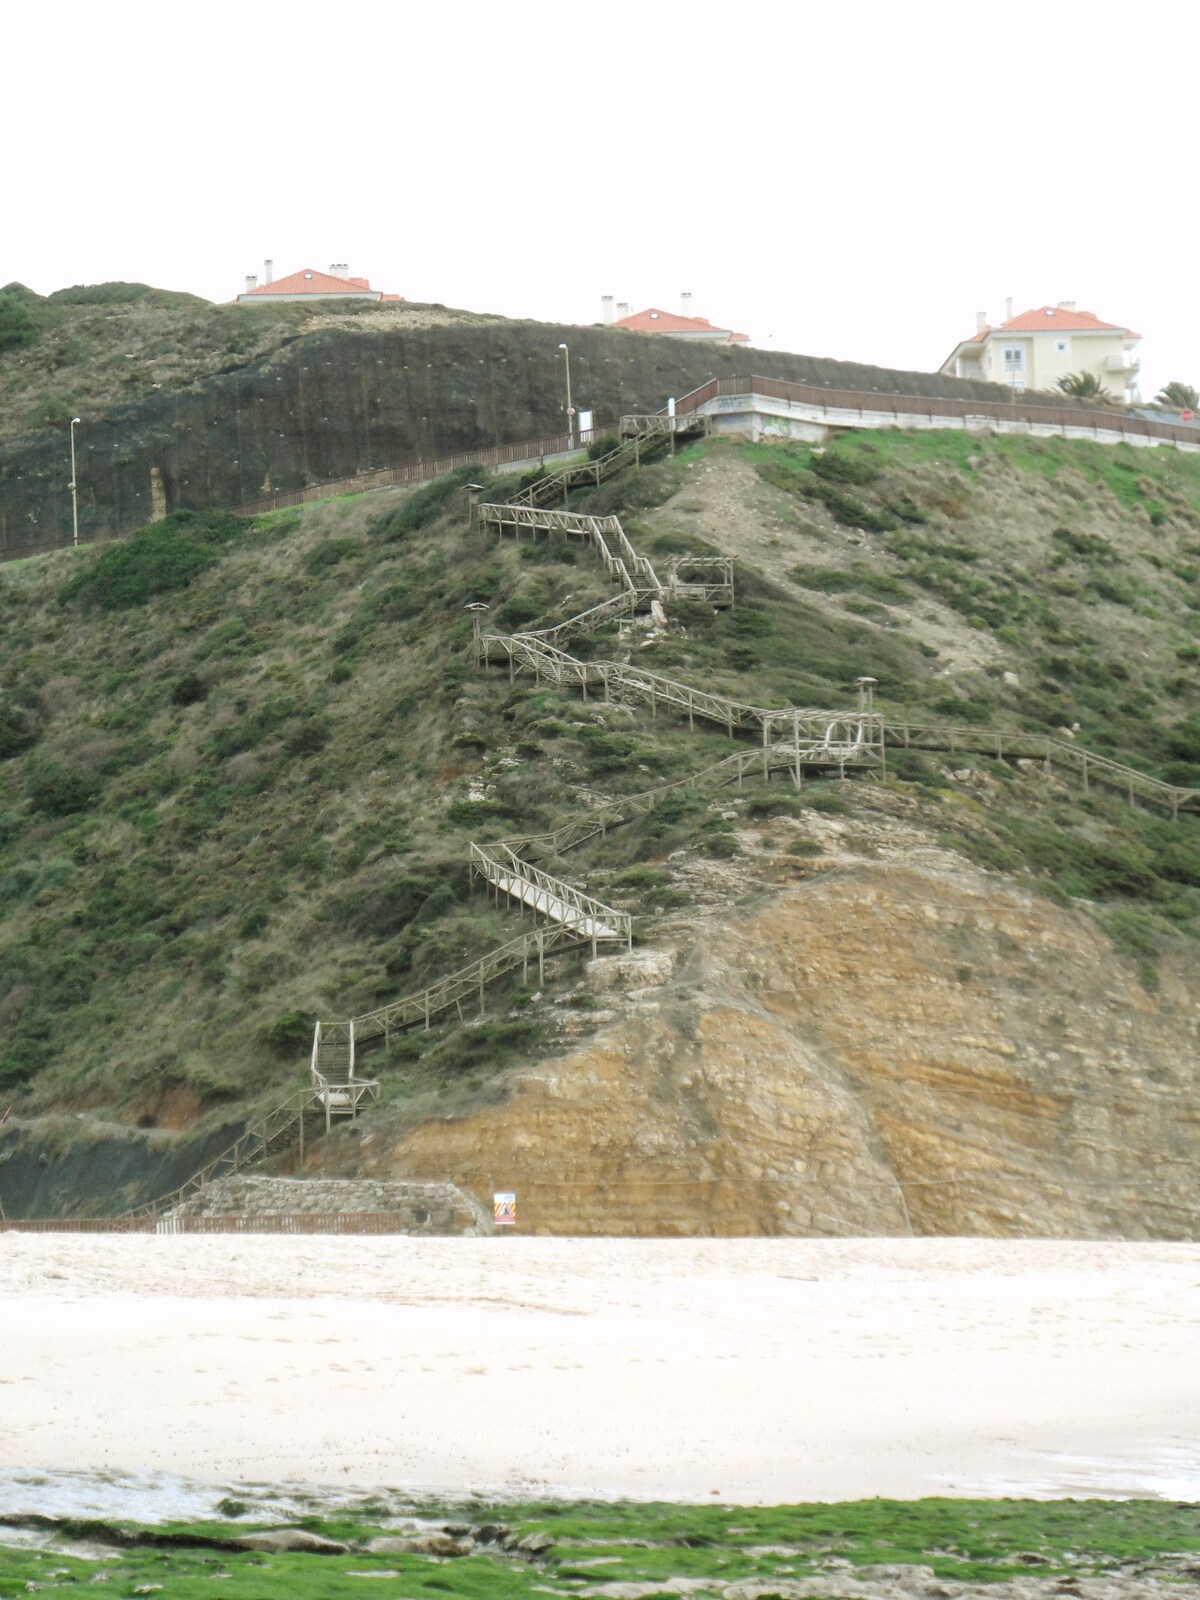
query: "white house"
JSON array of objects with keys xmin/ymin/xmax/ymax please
[{"xmin": 940, "ymin": 302, "xmax": 1140, "ymax": 403}]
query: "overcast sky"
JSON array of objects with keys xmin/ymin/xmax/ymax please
[{"xmin": 6, "ymin": 0, "xmax": 1195, "ymax": 401}]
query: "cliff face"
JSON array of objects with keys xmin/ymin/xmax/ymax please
[
  {"xmin": 361, "ymin": 845, "xmax": 1199, "ymax": 1238},
  {"xmin": 0, "ymin": 313, "xmax": 1010, "ymax": 552}
]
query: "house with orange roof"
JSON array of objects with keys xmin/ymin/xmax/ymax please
[
  {"xmin": 940, "ymin": 301, "xmax": 1140, "ymax": 402},
  {"xmin": 601, "ymin": 293, "xmax": 748, "ymax": 344},
  {"xmin": 237, "ymin": 262, "xmax": 403, "ymax": 304}
]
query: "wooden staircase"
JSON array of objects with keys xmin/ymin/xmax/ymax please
[{"xmin": 139, "ymin": 420, "xmax": 1198, "ymax": 1218}]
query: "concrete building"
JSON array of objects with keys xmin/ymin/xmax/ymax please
[
  {"xmin": 237, "ymin": 262, "xmax": 403, "ymax": 304},
  {"xmin": 939, "ymin": 302, "xmax": 1140, "ymax": 402},
  {"xmin": 602, "ymin": 293, "xmax": 748, "ymax": 344}
]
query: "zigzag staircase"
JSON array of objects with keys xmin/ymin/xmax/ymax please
[{"xmin": 137, "ymin": 421, "xmax": 1200, "ymax": 1215}]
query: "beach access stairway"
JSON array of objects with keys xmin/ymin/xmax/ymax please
[{"xmin": 138, "ymin": 417, "xmax": 1199, "ymax": 1217}]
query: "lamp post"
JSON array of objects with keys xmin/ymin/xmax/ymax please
[
  {"xmin": 69, "ymin": 417, "xmax": 81, "ymax": 547},
  {"xmin": 557, "ymin": 343, "xmax": 575, "ymax": 448}
]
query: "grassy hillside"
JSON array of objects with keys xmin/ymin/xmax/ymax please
[
  {"xmin": 0, "ymin": 430, "xmax": 1198, "ymax": 1142},
  {"xmin": 0, "ymin": 280, "xmax": 495, "ymax": 442}
]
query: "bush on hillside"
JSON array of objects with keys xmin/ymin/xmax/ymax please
[
  {"xmin": 0, "ymin": 291, "xmax": 38, "ymax": 352},
  {"xmin": 61, "ymin": 510, "xmax": 243, "ymax": 610},
  {"xmin": 0, "ymin": 703, "xmax": 40, "ymax": 759},
  {"xmin": 587, "ymin": 434, "xmax": 620, "ymax": 460},
  {"xmin": 265, "ymin": 1011, "xmax": 316, "ymax": 1054},
  {"xmin": 27, "ymin": 762, "xmax": 98, "ymax": 817},
  {"xmin": 811, "ymin": 449, "xmax": 878, "ymax": 485},
  {"xmin": 370, "ymin": 466, "xmax": 485, "ymax": 542}
]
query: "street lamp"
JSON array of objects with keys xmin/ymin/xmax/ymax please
[
  {"xmin": 557, "ymin": 343, "xmax": 575, "ymax": 448},
  {"xmin": 69, "ymin": 417, "xmax": 81, "ymax": 547}
]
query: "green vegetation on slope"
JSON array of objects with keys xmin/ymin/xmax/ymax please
[
  {"xmin": 3, "ymin": 1498, "xmax": 1199, "ymax": 1595},
  {"xmin": 0, "ymin": 281, "xmax": 308, "ymax": 436},
  {"xmin": 0, "ymin": 434, "xmax": 1198, "ymax": 1150}
]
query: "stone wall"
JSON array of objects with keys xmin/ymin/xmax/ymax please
[{"xmin": 171, "ymin": 1174, "xmax": 492, "ymax": 1234}]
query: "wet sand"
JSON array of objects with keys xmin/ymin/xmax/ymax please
[{"xmin": 2, "ymin": 1236, "xmax": 1198, "ymax": 1508}]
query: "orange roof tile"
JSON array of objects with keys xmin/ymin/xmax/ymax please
[
  {"xmin": 614, "ymin": 306, "xmax": 749, "ymax": 342},
  {"xmin": 1000, "ymin": 305, "xmax": 1133, "ymax": 335},
  {"xmin": 243, "ymin": 267, "xmax": 378, "ymax": 296},
  {"xmin": 963, "ymin": 306, "xmax": 1139, "ymax": 341}
]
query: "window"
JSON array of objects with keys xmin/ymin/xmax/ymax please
[
  {"xmin": 1055, "ymin": 340, "xmax": 1068, "ymax": 354},
  {"xmin": 1001, "ymin": 345, "xmax": 1026, "ymax": 387}
]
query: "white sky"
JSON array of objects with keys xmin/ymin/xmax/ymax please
[{"xmin": 5, "ymin": 0, "xmax": 1196, "ymax": 400}]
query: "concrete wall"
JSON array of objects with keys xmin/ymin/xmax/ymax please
[{"xmin": 701, "ymin": 392, "xmax": 1199, "ymax": 453}]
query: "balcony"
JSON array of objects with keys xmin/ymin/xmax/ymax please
[{"xmin": 1106, "ymin": 353, "xmax": 1140, "ymax": 374}]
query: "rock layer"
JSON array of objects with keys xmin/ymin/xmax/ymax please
[{"xmin": 368, "ymin": 863, "xmax": 1199, "ymax": 1237}]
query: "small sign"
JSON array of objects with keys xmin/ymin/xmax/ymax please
[
  {"xmin": 1182, "ymin": 409, "xmax": 1195, "ymax": 422},
  {"xmin": 493, "ymin": 1192, "xmax": 517, "ymax": 1227}
]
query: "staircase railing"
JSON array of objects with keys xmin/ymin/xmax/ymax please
[
  {"xmin": 125, "ymin": 1089, "xmax": 318, "ymax": 1219},
  {"xmin": 470, "ymin": 841, "xmax": 631, "ymax": 951}
]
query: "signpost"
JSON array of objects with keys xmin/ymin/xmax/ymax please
[{"xmin": 493, "ymin": 1191, "xmax": 516, "ymax": 1228}]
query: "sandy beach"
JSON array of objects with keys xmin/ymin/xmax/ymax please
[{"xmin": 2, "ymin": 1236, "xmax": 1198, "ymax": 1510}]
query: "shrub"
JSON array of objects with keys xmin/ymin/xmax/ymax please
[
  {"xmin": 811, "ymin": 449, "xmax": 878, "ymax": 485},
  {"xmin": 698, "ymin": 831, "xmax": 740, "ymax": 858},
  {"xmin": 61, "ymin": 510, "xmax": 243, "ymax": 610},
  {"xmin": 0, "ymin": 703, "xmax": 39, "ymax": 759},
  {"xmin": 27, "ymin": 762, "xmax": 97, "ymax": 817},
  {"xmin": 747, "ymin": 793, "xmax": 806, "ymax": 819},
  {"xmin": 806, "ymin": 479, "xmax": 897, "ymax": 532},
  {"xmin": 497, "ymin": 595, "xmax": 545, "ymax": 628},
  {"xmin": 587, "ymin": 434, "xmax": 620, "ymax": 460},
  {"xmin": 325, "ymin": 868, "xmax": 458, "ymax": 937},
  {"xmin": 790, "ymin": 563, "xmax": 910, "ymax": 604},
  {"xmin": 265, "ymin": 1011, "xmax": 315, "ymax": 1054},
  {"xmin": 411, "ymin": 882, "xmax": 457, "ymax": 924},
  {"xmin": 370, "ymin": 466, "xmax": 484, "ymax": 541},
  {"xmin": 787, "ymin": 836, "xmax": 824, "ymax": 855},
  {"xmin": 0, "ymin": 291, "xmax": 38, "ymax": 352},
  {"xmin": 805, "ymin": 789, "xmax": 849, "ymax": 814},
  {"xmin": 304, "ymin": 538, "xmax": 361, "ymax": 572},
  {"xmin": 170, "ymin": 674, "xmax": 208, "ymax": 707}
]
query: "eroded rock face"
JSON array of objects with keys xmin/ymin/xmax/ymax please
[{"xmin": 369, "ymin": 864, "xmax": 1200, "ymax": 1237}]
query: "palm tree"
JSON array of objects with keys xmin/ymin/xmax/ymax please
[
  {"xmin": 1154, "ymin": 381, "xmax": 1199, "ymax": 412},
  {"xmin": 1057, "ymin": 372, "xmax": 1115, "ymax": 403}
]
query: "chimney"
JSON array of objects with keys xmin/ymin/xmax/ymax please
[
  {"xmin": 1057, "ymin": 300, "xmax": 1076, "ymax": 310},
  {"xmin": 681, "ymin": 291, "xmax": 694, "ymax": 318},
  {"xmin": 601, "ymin": 294, "xmax": 615, "ymax": 324},
  {"xmin": 617, "ymin": 301, "xmax": 630, "ymax": 320},
  {"xmin": 330, "ymin": 263, "xmax": 349, "ymax": 278},
  {"xmin": 1005, "ymin": 296, "xmax": 1014, "ymax": 322},
  {"xmin": 264, "ymin": 259, "xmax": 273, "ymax": 284},
  {"xmin": 975, "ymin": 310, "xmax": 988, "ymax": 334},
  {"xmin": 244, "ymin": 275, "xmax": 258, "ymax": 293}
]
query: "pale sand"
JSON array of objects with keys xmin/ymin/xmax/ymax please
[{"xmin": 2, "ymin": 1236, "xmax": 1199, "ymax": 1506}]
